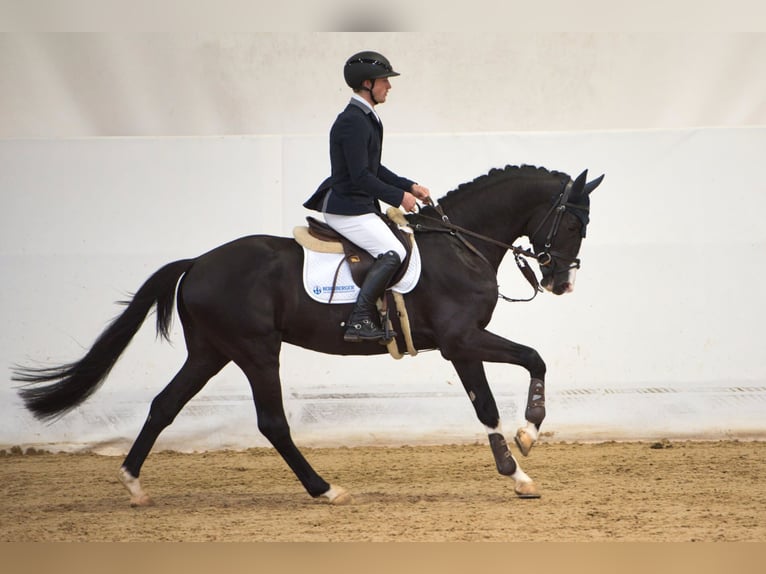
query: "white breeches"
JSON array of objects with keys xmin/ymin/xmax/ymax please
[{"xmin": 324, "ymin": 212, "xmax": 407, "ymax": 261}]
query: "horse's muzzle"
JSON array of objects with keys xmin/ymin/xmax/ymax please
[{"xmin": 542, "ymin": 267, "xmax": 577, "ymax": 295}]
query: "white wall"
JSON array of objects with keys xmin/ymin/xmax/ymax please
[
  {"xmin": 1, "ymin": 32, "xmax": 764, "ymax": 452},
  {"xmin": 2, "ymin": 128, "xmax": 764, "ymax": 453},
  {"xmin": 2, "ymin": 33, "xmax": 765, "ymax": 137}
]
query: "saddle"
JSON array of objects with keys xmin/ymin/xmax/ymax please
[
  {"xmin": 296, "ymin": 209, "xmax": 414, "ymax": 288},
  {"xmin": 293, "ymin": 208, "xmax": 420, "ymax": 359}
]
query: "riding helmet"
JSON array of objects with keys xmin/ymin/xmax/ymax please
[{"xmin": 343, "ymin": 51, "xmax": 400, "ymax": 90}]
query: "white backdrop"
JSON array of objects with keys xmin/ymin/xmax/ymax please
[
  {"xmin": 2, "ymin": 33, "xmax": 765, "ymax": 136},
  {"xmin": 1, "ymin": 33, "xmax": 765, "ymax": 452},
  {"xmin": 2, "ymin": 127, "xmax": 765, "ymax": 453}
]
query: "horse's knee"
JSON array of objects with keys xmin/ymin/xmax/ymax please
[
  {"xmin": 520, "ymin": 348, "xmax": 546, "ymax": 379},
  {"xmin": 467, "ymin": 392, "xmax": 500, "ymax": 428}
]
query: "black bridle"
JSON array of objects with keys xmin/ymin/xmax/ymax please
[
  {"xmin": 528, "ymin": 179, "xmax": 585, "ymax": 272},
  {"xmin": 411, "ymin": 178, "xmax": 589, "ymax": 301}
]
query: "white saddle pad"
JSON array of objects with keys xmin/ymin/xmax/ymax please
[{"xmin": 302, "ymin": 241, "xmax": 421, "ymax": 304}]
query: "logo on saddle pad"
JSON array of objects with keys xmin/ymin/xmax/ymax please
[
  {"xmin": 310, "ymin": 281, "xmax": 357, "ymax": 299},
  {"xmin": 299, "ymin": 246, "xmax": 421, "ymax": 304}
]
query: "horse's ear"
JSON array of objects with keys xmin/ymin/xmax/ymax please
[
  {"xmin": 584, "ymin": 174, "xmax": 605, "ymax": 195},
  {"xmin": 572, "ymin": 169, "xmax": 588, "ymax": 195}
]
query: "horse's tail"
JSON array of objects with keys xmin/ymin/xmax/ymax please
[{"xmin": 13, "ymin": 258, "xmax": 196, "ymax": 422}]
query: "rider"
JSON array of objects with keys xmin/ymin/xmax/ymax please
[{"xmin": 304, "ymin": 50, "xmax": 431, "ymax": 343}]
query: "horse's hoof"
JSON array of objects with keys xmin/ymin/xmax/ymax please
[
  {"xmin": 330, "ymin": 489, "xmax": 353, "ymax": 505},
  {"xmin": 129, "ymin": 494, "xmax": 155, "ymax": 507},
  {"xmin": 119, "ymin": 466, "xmax": 154, "ymax": 507},
  {"xmin": 514, "ymin": 427, "xmax": 535, "ymax": 457},
  {"xmin": 323, "ymin": 484, "xmax": 353, "ymax": 505},
  {"xmin": 514, "ymin": 480, "xmax": 541, "ymax": 499}
]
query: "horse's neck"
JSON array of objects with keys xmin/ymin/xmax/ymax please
[{"xmin": 442, "ymin": 180, "xmax": 551, "ymax": 269}]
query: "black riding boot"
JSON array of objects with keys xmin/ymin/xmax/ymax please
[{"xmin": 344, "ymin": 250, "xmax": 401, "ymax": 342}]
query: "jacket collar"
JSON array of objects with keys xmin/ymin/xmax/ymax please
[{"xmin": 349, "ymin": 95, "xmax": 382, "ymax": 125}]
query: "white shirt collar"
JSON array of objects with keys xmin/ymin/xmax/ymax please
[{"xmin": 351, "ymin": 93, "xmax": 381, "ymax": 124}]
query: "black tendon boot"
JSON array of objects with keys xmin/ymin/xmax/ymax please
[{"xmin": 344, "ymin": 250, "xmax": 401, "ymax": 342}]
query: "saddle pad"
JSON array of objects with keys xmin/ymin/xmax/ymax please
[{"xmin": 302, "ymin": 241, "xmax": 421, "ymax": 304}]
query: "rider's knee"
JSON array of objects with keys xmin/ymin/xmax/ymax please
[{"xmin": 383, "ymin": 245, "xmax": 406, "ymax": 263}]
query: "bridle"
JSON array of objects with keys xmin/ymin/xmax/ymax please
[
  {"xmin": 527, "ymin": 179, "xmax": 586, "ymax": 272},
  {"xmin": 411, "ymin": 178, "xmax": 589, "ymax": 301}
]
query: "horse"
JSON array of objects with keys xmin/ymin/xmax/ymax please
[{"xmin": 14, "ymin": 164, "xmax": 603, "ymax": 506}]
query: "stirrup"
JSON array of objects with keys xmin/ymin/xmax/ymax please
[
  {"xmin": 380, "ymin": 306, "xmax": 397, "ymax": 344},
  {"xmin": 344, "ymin": 317, "xmax": 386, "ymax": 342},
  {"xmin": 343, "ymin": 314, "xmax": 398, "ymax": 343}
]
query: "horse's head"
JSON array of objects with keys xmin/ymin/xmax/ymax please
[{"xmin": 529, "ymin": 170, "xmax": 603, "ymax": 295}]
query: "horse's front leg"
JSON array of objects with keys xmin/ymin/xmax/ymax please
[
  {"xmin": 445, "ymin": 329, "xmax": 547, "ymax": 457},
  {"xmin": 515, "ymin": 377, "xmax": 545, "ymax": 457},
  {"xmin": 451, "ymin": 359, "xmax": 540, "ymax": 499}
]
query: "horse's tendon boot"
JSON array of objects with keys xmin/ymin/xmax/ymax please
[
  {"xmin": 524, "ymin": 378, "xmax": 546, "ymax": 426},
  {"xmin": 488, "ymin": 433, "xmax": 516, "ymax": 475}
]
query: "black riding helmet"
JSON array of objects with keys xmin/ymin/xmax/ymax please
[{"xmin": 344, "ymin": 51, "xmax": 400, "ymax": 103}]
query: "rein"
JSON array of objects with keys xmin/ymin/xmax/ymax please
[{"xmin": 411, "ymin": 180, "xmax": 586, "ymax": 302}]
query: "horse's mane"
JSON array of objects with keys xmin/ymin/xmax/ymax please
[{"xmin": 442, "ymin": 164, "xmax": 568, "ymax": 201}]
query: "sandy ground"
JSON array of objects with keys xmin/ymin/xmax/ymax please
[{"xmin": 1, "ymin": 440, "xmax": 764, "ymax": 542}]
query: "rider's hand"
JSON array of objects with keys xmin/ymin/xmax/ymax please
[
  {"xmin": 400, "ymin": 192, "xmax": 418, "ymax": 213},
  {"xmin": 410, "ymin": 184, "xmax": 431, "ymax": 201}
]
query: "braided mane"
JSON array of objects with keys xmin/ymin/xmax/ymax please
[{"xmin": 443, "ymin": 165, "xmax": 568, "ymax": 199}]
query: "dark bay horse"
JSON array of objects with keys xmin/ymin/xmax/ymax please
[{"xmin": 14, "ymin": 164, "xmax": 603, "ymax": 505}]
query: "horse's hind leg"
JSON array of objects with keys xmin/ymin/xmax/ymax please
[
  {"xmin": 235, "ymin": 333, "xmax": 351, "ymax": 505},
  {"xmin": 119, "ymin": 349, "xmax": 228, "ymax": 506}
]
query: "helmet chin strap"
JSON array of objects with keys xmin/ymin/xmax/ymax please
[{"xmin": 361, "ymin": 79, "xmax": 379, "ymax": 105}]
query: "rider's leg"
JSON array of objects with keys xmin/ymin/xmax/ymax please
[
  {"xmin": 343, "ymin": 250, "xmax": 401, "ymax": 341},
  {"xmin": 323, "ymin": 213, "xmax": 406, "ymax": 342}
]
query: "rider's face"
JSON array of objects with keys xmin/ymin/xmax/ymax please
[{"xmin": 366, "ymin": 77, "xmax": 391, "ymax": 104}]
